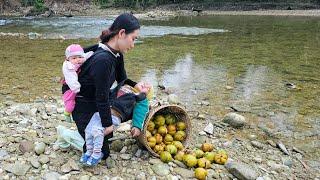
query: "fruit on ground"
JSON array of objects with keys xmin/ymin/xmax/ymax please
[
  {"xmin": 201, "ymin": 143, "xmax": 214, "ymax": 152},
  {"xmin": 160, "ymin": 151, "xmax": 172, "ymax": 163},
  {"xmin": 194, "ymin": 149, "xmax": 204, "ymax": 158},
  {"xmin": 197, "ymin": 158, "xmax": 211, "ymax": 169},
  {"xmin": 172, "ymin": 141, "xmax": 184, "ymax": 151},
  {"xmin": 204, "ymin": 152, "xmax": 216, "ymax": 163},
  {"xmin": 194, "ymin": 168, "xmax": 208, "ymax": 180},
  {"xmin": 184, "ymin": 154, "xmax": 198, "ymax": 168},
  {"xmin": 174, "ymin": 151, "xmax": 185, "ymax": 161},
  {"xmin": 214, "ymin": 153, "xmax": 228, "ymax": 165},
  {"xmin": 165, "ymin": 144, "xmax": 178, "ymax": 155}
]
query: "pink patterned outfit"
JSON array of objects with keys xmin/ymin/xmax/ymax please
[{"xmin": 62, "ymin": 61, "xmax": 82, "ymax": 114}]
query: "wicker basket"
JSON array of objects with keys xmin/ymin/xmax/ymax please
[{"xmin": 137, "ymin": 104, "xmax": 192, "ymax": 157}]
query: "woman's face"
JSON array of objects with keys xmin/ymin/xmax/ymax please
[{"xmin": 118, "ymin": 29, "xmax": 139, "ymax": 53}]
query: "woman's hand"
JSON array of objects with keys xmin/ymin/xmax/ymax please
[
  {"xmin": 104, "ymin": 125, "xmax": 114, "ymax": 135},
  {"xmin": 130, "ymin": 127, "xmax": 141, "ymax": 137}
]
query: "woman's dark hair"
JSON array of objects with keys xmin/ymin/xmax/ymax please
[{"xmin": 100, "ymin": 13, "xmax": 140, "ymax": 43}]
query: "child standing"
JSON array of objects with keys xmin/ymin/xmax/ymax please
[{"xmin": 62, "ymin": 44, "xmax": 93, "ymax": 122}]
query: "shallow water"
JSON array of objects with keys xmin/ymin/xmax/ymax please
[{"xmin": 0, "ymin": 15, "xmax": 319, "ymax": 159}]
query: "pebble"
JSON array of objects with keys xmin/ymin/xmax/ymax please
[
  {"xmin": 34, "ymin": 142, "xmax": 46, "ymax": 155},
  {"xmin": 120, "ymin": 154, "xmax": 131, "ymax": 160},
  {"xmin": 203, "ymin": 123, "xmax": 214, "ymax": 135},
  {"xmin": 251, "ymin": 141, "xmax": 264, "ymax": 149}
]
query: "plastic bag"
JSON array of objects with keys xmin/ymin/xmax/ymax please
[{"xmin": 55, "ymin": 125, "xmax": 84, "ymax": 151}]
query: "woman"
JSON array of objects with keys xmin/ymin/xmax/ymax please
[{"xmin": 67, "ymin": 13, "xmax": 142, "ymax": 160}]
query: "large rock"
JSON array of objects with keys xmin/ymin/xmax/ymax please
[
  {"xmin": 223, "ymin": 113, "xmax": 246, "ymax": 128},
  {"xmin": 225, "ymin": 161, "xmax": 258, "ymax": 180},
  {"xmin": 60, "ymin": 159, "xmax": 80, "ymax": 173},
  {"xmin": 151, "ymin": 163, "xmax": 170, "ymax": 176},
  {"xmin": 173, "ymin": 167, "xmax": 194, "ymax": 178},
  {"xmin": 4, "ymin": 162, "xmax": 30, "ymax": 176}
]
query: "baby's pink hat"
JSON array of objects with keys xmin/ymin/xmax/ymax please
[{"xmin": 65, "ymin": 44, "xmax": 85, "ymax": 59}]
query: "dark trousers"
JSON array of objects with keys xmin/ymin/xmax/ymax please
[{"xmin": 72, "ymin": 110, "xmax": 113, "ymax": 160}]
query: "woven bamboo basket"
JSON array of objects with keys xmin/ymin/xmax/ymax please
[{"xmin": 137, "ymin": 104, "xmax": 192, "ymax": 157}]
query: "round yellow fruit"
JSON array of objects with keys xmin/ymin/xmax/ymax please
[
  {"xmin": 154, "ymin": 144, "xmax": 164, "ymax": 154},
  {"xmin": 214, "ymin": 153, "xmax": 228, "ymax": 165},
  {"xmin": 204, "ymin": 152, "xmax": 216, "ymax": 163},
  {"xmin": 164, "ymin": 134, "xmax": 173, "ymax": 145},
  {"xmin": 154, "ymin": 115, "xmax": 166, "ymax": 127},
  {"xmin": 194, "ymin": 149, "xmax": 204, "ymax": 158},
  {"xmin": 194, "ymin": 168, "xmax": 208, "ymax": 180},
  {"xmin": 158, "ymin": 126, "xmax": 167, "ymax": 136},
  {"xmin": 197, "ymin": 158, "xmax": 211, "ymax": 169},
  {"xmin": 167, "ymin": 124, "xmax": 177, "ymax": 136},
  {"xmin": 201, "ymin": 143, "xmax": 214, "ymax": 152},
  {"xmin": 165, "ymin": 144, "xmax": 178, "ymax": 155},
  {"xmin": 155, "ymin": 133, "xmax": 163, "ymax": 144},
  {"xmin": 147, "ymin": 136, "xmax": 156, "ymax": 148},
  {"xmin": 172, "ymin": 141, "xmax": 184, "ymax": 151},
  {"xmin": 176, "ymin": 121, "xmax": 186, "ymax": 131},
  {"xmin": 165, "ymin": 114, "xmax": 176, "ymax": 125},
  {"xmin": 184, "ymin": 154, "xmax": 198, "ymax": 168},
  {"xmin": 147, "ymin": 121, "xmax": 155, "ymax": 131},
  {"xmin": 174, "ymin": 151, "xmax": 185, "ymax": 161},
  {"xmin": 174, "ymin": 131, "xmax": 186, "ymax": 141},
  {"xmin": 160, "ymin": 151, "xmax": 172, "ymax": 163}
]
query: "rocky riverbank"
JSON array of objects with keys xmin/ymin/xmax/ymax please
[{"xmin": 0, "ymin": 89, "xmax": 319, "ymax": 179}]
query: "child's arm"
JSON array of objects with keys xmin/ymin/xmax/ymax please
[{"xmin": 62, "ymin": 61, "xmax": 81, "ymax": 93}]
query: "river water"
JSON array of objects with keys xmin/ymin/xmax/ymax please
[{"xmin": 0, "ymin": 15, "xmax": 319, "ymax": 159}]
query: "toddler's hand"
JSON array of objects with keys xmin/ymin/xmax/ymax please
[{"xmin": 131, "ymin": 127, "xmax": 141, "ymax": 137}]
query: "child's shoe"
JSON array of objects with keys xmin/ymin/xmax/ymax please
[
  {"xmin": 86, "ymin": 154, "xmax": 103, "ymax": 166},
  {"xmin": 79, "ymin": 153, "xmax": 91, "ymax": 164}
]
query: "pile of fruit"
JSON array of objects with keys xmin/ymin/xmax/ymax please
[
  {"xmin": 145, "ymin": 113, "xmax": 228, "ymax": 180},
  {"xmin": 146, "ymin": 113, "xmax": 187, "ymax": 155}
]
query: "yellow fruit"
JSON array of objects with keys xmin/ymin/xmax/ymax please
[
  {"xmin": 167, "ymin": 124, "xmax": 177, "ymax": 136},
  {"xmin": 184, "ymin": 154, "xmax": 198, "ymax": 168},
  {"xmin": 154, "ymin": 115, "xmax": 166, "ymax": 127},
  {"xmin": 172, "ymin": 141, "xmax": 184, "ymax": 151},
  {"xmin": 176, "ymin": 122, "xmax": 186, "ymax": 131},
  {"xmin": 165, "ymin": 144, "xmax": 178, "ymax": 155},
  {"xmin": 174, "ymin": 151, "xmax": 185, "ymax": 161},
  {"xmin": 160, "ymin": 151, "xmax": 172, "ymax": 163},
  {"xmin": 174, "ymin": 131, "xmax": 186, "ymax": 141},
  {"xmin": 155, "ymin": 133, "xmax": 163, "ymax": 144},
  {"xmin": 146, "ymin": 130, "xmax": 152, "ymax": 138},
  {"xmin": 157, "ymin": 126, "xmax": 167, "ymax": 136},
  {"xmin": 194, "ymin": 168, "xmax": 208, "ymax": 180},
  {"xmin": 164, "ymin": 134, "xmax": 173, "ymax": 145},
  {"xmin": 201, "ymin": 143, "xmax": 214, "ymax": 152},
  {"xmin": 147, "ymin": 121, "xmax": 155, "ymax": 131},
  {"xmin": 197, "ymin": 158, "xmax": 211, "ymax": 169},
  {"xmin": 154, "ymin": 144, "xmax": 164, "ymax": 154},
  {"xmin": 214, "ymin": 153, "xmax": 228, "ymax": 165},
  {"xmin": 165, "ymin": 114, "xmax": 176, "ymax": 125},
  {"xmin": 204, "ymin": 152, "xmax": 216, "ymax": 163},
  {"xmin": 194, "ymin": 149, "xmax": 204, "ymax": 158},
  {"xmin": 147, "ymin": 136, "xmax": 156, "ymax": 148}
]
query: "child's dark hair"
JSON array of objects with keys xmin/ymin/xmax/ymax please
[{"xmin": 100, "ymin": 13, "xmax": 140, "ymax": 43}]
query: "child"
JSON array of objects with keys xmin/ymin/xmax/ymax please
[
  {"xmin": 80, "ymin": 81, "xmax": 152, "ymax": 166},
  {"xmin": 62, "ymin": 44, "xmax": 93, "ymax": 122}
]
